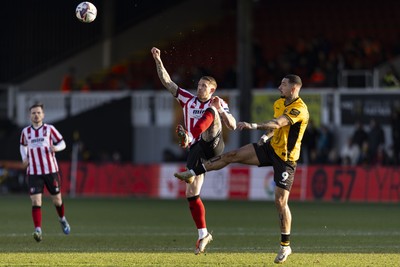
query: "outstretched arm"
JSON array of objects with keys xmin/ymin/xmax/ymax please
[
  {"xmin": 151, "ymin": 47, "xmax": 179, "ymax": 96},
  {"xmin": 238, "ymin": 115, "xmax": 290, "ymax": 131},
  {"xmin": 237, "ymin": 115, "xmax": 290, "ymax": 145}
]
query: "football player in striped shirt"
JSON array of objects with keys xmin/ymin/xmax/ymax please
[
  {"xmin": 20, "ymin": 103, "xmax": 70, "ymax": 242},
  {"xmin": 175, "ymin": 75, "xmax": 309, "ymax": 263},
  {"xmin": 151, "ymin": 47, "xmax": 237, "ymax": 254}
]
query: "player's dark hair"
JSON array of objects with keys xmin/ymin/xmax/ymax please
[
  {"xmin": 29, "ymin": 103, "xmax": 44, "ymax": 111},
  {"xmin": 285, "ymin": 74, "xmax": 302, "ymax": 86},
  {"xmin": 200, "ymin": 76, "xmax": 217, "ymax": 89}
]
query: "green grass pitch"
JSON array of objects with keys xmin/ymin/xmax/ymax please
[{"xmin": 0, "ymin": 195, "xmax": 399, "ymax": 266}]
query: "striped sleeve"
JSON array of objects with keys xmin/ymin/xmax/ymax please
[
  {"xmin": 176, "ymin": 87, "xmax": 194, "ymax": 107},
  {"xmin": 49, "ymin": 125, "xmax": 63, "ymax": 144}
]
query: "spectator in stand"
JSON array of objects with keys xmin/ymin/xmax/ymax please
[
  {"xmin": 390, "ymin": 106, "xmax": 400, "ymax": 164},
  {"xmin": 340, "ymin": 137, "xmax": 360, "ymax": 166},
  {"xmin": 308, "ymin": 67, "xmax": 326, "ymax": 87},
  {"xmin": 60, "ymin": 67, "xmax": 77, "ymax": 93},
  {"xmin": 351, "ymin": 120, "xmax": 368, "ymax": 163},
  {"xmin": 315, "ymin": 125, "xmax": 334, "ymax": 164},
  {"xmin": 366, "ymin": 119, "xmax": 385, "ymax": 165},
  {"xmin": 382, "ymin": 68, "xmax": 400, "ymax": 88},
  {"xmin": 328, "ymin": 148, "xmax": 341, "ymax": 165},
  {"xmin": 375, "ymin": 146, "xmax": 390, "ymax": 166},
  {"xmin": 80, "ymin": 77, "xmax": 94, "ymax": 92},
  {"xmin": 301, "ymin": 119, "xmax": 319, "ymax": 164}
]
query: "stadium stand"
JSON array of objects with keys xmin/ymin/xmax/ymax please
[{"xmin": 73, "ymin": 0, "xmax": 400, "ymax": 90}]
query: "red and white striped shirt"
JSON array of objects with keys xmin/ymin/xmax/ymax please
[
  {"xmin": 20, "ymin": 124, "xmax": 63, "ymax": 175},
  {"xmin": 176, "ymin": 88, "xmax": 230, "ymax": 147}
]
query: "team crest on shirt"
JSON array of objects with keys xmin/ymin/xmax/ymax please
[{"xmin": 289, "ymin": 108, "xmax": 300, "ymax": 116}]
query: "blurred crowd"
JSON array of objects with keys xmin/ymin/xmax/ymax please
[
  {"xmin": 252, "ymin": 34, "xmax": 400, "ymax": 89},
  {"xmin": 60, "ymin": 34, "xmax": 400, "ymax": 93},
  {"xmin": 300, "ymin": 107, "xmax": 400, "ymax": 166}
]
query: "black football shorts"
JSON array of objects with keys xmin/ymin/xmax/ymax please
[
  {"xmin": 253, "ymin": 142, "xmax": 296, "ymax": 191},
  {"xmin": 28, "ymin": 173, "xmax": 62, "ymax": 195}
]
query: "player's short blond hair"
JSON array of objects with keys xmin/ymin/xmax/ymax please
[{"xmin": 200, "ymin": 76, "xmax": 217, "ymax": 89}]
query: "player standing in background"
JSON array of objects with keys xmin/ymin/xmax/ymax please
[
  {"xmin": 175, "ymin": 75, "xmax": 308, "ymax": 264},
  {"xmin": 151, "ymin": 47, "xmax": 237, "ymax": 254},
  {"xmin": 20, "ymin": 103, "xmax": 70, "ymax": 242}
]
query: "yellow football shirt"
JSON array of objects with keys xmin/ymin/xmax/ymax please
[{"xmin": 270, "ymin": 97, "xmax": 309, "ymax": 162}]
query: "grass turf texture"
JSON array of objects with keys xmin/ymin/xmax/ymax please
[{"xmin": 0, "ymin": 195, "xmax": 399, "ymax": 266}]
